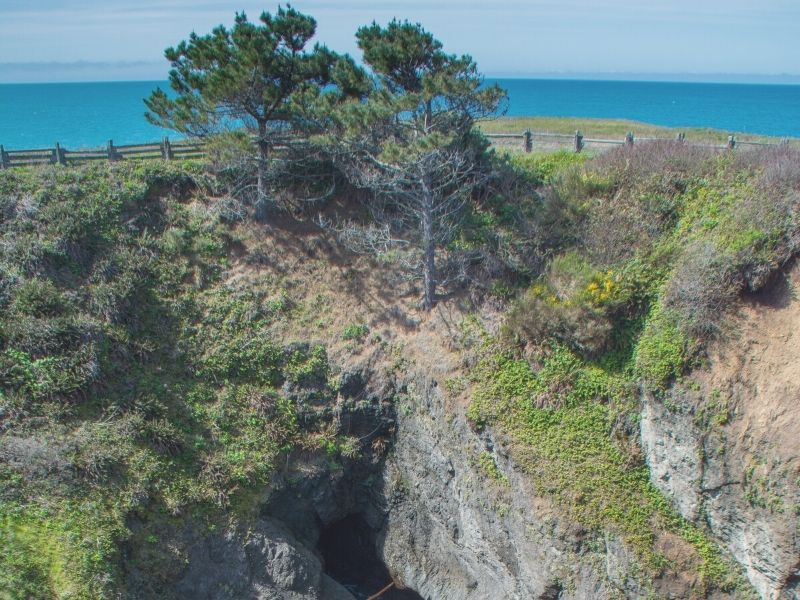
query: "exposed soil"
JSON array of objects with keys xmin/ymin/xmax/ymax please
[{"xmin": 698, "ymin": 262, "xmax": 800, "ymax": 464}]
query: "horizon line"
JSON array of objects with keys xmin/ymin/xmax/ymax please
[
  {"xmin": 2, "ymin": 75, "xmax": 800, "ymax": 86},
  {"xmin": 1, "ymin": 61, "xmax": 800, "ymax": 86}
]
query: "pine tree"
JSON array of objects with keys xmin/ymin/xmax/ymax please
[
  {"xmin": 145, "ymin": 6, "xmax": 366, "ymax": 218},
  {"xmin": 328, "ymin": 20, "xmax": 506, "ymax": 309}
]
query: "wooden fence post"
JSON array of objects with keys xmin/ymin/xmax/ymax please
[
  {"xmin": 523, "ymin": 129, "xmax": 532, "ymax": 153},
  {"xmin": 107, "ymin": 139, "xmax": 118, "ymax": 162},
  {"xmin": 54, "ymin": 143, "xmax": 67, "ymax": 166},
  {"xmin": 161, "ymin": 136, "xmax": 173, "ymax": 160},
  {"xmin": 574, "ymin": 130, "xmax": 584, "ymax": 153},
  {"xmin": 0, "ymin": 145, "xmax": 8, "ymax": 170},
  {"xmin": 727, "ymin": 135, "xmax": 736, "ymax": 150},
  {"xmin": 625, "ymin": 131, "xmax": 635, "ymax": 147}
]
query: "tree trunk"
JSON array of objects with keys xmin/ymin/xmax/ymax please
[
  {"xmin": 421, "ymin": 179, "xmax": 436, "ymax": 310},
  {"xmin": 255, "ymin": 121, "xmax": 269, "ymax": 222},
  {"xmin": 424, "ymin": 100, "xmax": 432, "ymax": 134}
]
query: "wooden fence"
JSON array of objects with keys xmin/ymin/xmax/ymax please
[
  {"xmin": 484, "ymin": 129, "xmax": 795, "ymax": 154},
  {"xmin": 1, "ymin": 130, "xmax": 796, "ymax": 169},
  {"xmin": 0, "ymin": 137, "xmax": 204, "ymax": 169}
]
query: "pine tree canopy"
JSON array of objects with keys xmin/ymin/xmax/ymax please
[{"xmin": 145, "ymin": 6, "xmax": 367, "ymax": 138}]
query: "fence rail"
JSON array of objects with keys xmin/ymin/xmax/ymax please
[
  {"xmin": 1, "ymin": 129, "xmax": 796, "ymax": 170},
  {"xmin": 485, "ymin": 129, "xmax": 795, "ymax": 154},
  {"xmin": 0, "ymin": 137, "xmax": 204, "ymax": 169}
]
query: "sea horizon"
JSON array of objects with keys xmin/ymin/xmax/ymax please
[
  {"xmin": 1, "ymin": 77, "xmax": 799, "ymax": 150},
  {"xmin": 4, "ymin": 74, "xmax": 800, "ymax": 86}
]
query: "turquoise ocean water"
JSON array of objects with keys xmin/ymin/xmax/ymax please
[{"xmin": 0, "ymin": 79, "xmax": 798, "ymax": 150}]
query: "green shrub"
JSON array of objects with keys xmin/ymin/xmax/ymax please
[
  {"xmin": 342, "ymin": 323, "xmax": 369, "ymax": 341},
  {"xmin": 11, "ymin": 278, "xmax": 68, "ymax": 317},
  {"xmin": 510, "ymin": 150, "xmax": 588, "ymax": 185},
  {"xmin": 504, "ymin": 252, "xmax": 636, "ymax": 357},
  {"xmin": 285, "ymin": 344, "xmax": 330, "ymax": 387},
  {"xmin": 633, "ymin": 303, "xmax": 690, "ymax": 390}
]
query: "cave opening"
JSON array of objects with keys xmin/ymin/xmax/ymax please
[{"xmin": 317, "ymin": 514, "xmax": 423, "ymax": 600}]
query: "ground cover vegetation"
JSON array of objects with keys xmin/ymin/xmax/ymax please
[
  {"xmin": 0, "ymin": 162, "xmax": 355, "ymax": 598},
  {"xmin": 466, "ymin": 141, "xmax": 800, "ymax": 593},
  {"xmin": 3, "ymin": 5, "xmax": 800, "ymax": 599}
]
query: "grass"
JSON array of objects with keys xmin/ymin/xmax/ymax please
[
  {"xmin": 0, "ymin": 498, "xmax": 126, "ymax": 599},
  {"xmin": 507, "ymin": 150, "xmax": 589, "ymax": 184}
]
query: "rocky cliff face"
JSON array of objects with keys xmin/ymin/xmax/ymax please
[
  {"xmin": 126, "ymin": 272, "xmax": 800, "ymax": 600},
  {"xmin": 348, "ymin": 314, "xmax": 732, "ymax": 600},
  {"xmin": 378, "ymin": 371, "xmax": 612, "ymax": 599},
  {"xmin": 641, "ymin": 395, "xmax": 799, "ymax": 600},
  {"xmin": 170, "ymin": 516, "xmax": 357, "ymax": 600},
  {"xmin": 641, "ymin": 268, "xmax": 800, "ymax": 599},
  {"xmin": 135, "ymin": 356, "xmax": 682, "ymax": 600}
]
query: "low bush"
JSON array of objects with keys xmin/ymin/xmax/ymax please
[
  {"xmin": 505, "ymin": 250, "xmax": 654, "ymax": 358},
  {"xmin": 592, "ymin": 140, "xmax": 715, "ymax": 189},
  {"xmin": 505, "ymin": 144, "xmax": 800, "ymax": 390},
  {"xmin": 664, "ymin": 241, "xmax": 740, "ymax": 338},
  {"xmin": 505, "ymin": 283, "xmax": 613, "ymax": 357},
  {"xmin": 342, "ymin": 322, "xmax": 369, "ymax": 341}
]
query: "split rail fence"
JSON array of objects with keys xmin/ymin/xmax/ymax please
[
  {"xmin": 1, "ymin": 130, "xmax": 795, "ymax": 169},
  {"xmin": 485, "ymin": 129, "xmax": 795, "ymax": 154},
  {"xmin": 0, "ymin": 137, "xmax": 204, "ymax": 169}
]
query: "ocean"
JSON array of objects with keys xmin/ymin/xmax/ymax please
[{"xmin": 0, "ymin": 79, "xmax": 798, "ymax": 150}]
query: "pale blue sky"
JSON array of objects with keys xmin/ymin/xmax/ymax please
[{"xmin": 1, "ymin": 0, "xmax": 798, "ymax": 83}]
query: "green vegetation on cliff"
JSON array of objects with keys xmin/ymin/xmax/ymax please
[
  {"xmin": 2, "ymin": 5, "xmax": 798, "ymax": 597},
  {"xmin": 467, "ymin": 141, "xmax": 799, "ymax": 593},
  {"xmin": 0, "ymin": 163, "xmax": 348, "ymax": 598}
]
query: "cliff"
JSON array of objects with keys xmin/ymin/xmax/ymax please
[{"xmin": 1, "ymin": 142, "xmax": 799, "ymax": 599}]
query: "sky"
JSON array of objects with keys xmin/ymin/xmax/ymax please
[{"xmin": 0, "ymin": 0, "xmax": 798, "ymax": 83}]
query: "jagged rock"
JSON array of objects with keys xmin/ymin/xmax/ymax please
[
  {"xmin": 172, "ymin": 517, "xmax": 356, "ymax": 600},
  {"xmin": 641, "ymin": 388, "xmax": 799, "ymax": 600},
  {"xmin": 640, "ymin": 396, "xmax": 703, "ymax": 520},
  {"xmin": 378, "ymin": 372, "xmax": 618, "ymax": 599}
]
